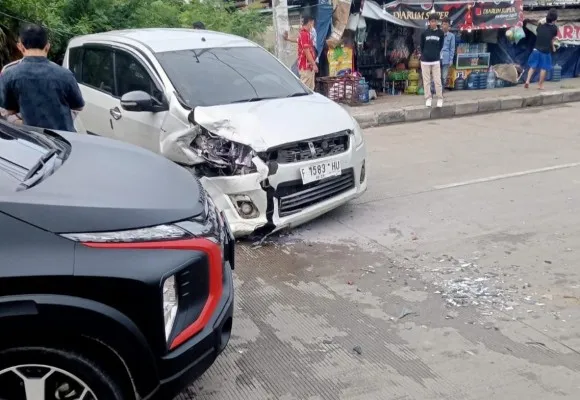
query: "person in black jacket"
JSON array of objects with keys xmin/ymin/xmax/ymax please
[{"xmin": 420, "ymin": 14, "xmax": 445, "ymax": 107}]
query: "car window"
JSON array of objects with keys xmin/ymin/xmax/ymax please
[
  {"xmin": 81, "ymin": 48, "xmax": 114, "ymax": 94},
  {"xmin": 114, "ymin": 51, "xmax": 162, "ymax": 101},
  {"xmin": 155, "ymin": 46, "xmax": 308, "ymax": 107},
  {"xmin": 68, "ymin": 47, "xmax": 83, "ymax": 81}
]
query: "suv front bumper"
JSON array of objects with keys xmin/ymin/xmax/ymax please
[{"xmin": 149, "ymin": 257, "xmax": 234, "ymax": 399}]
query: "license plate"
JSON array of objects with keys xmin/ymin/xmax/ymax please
[{"xmin": 300, "ymin": 160, "xmax": 341, "ymax": 184}]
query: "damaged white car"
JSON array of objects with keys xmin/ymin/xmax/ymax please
[{"xmin": 64, "ymin": 28, "xmax": 367, "ymax": 237}]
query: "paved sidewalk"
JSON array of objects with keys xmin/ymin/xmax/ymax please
[{"xmin": 345, "ymin": 78, "xmax": 580, "ymax": 128}]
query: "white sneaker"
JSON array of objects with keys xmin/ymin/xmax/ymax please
[
  {"xmin": 436, "ymin": 99, "xmax": 443, "ymax": 108},
  {"xmin": 425, "ymin": 98, "xmax": 432, "ymax": 107}
]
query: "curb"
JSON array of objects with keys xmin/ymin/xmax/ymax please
[{"xmin": 352, "ymin": 88, "xmax": 580, "ymax": 129}]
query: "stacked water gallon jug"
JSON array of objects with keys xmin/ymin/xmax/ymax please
[
  {"xmin": 486, "ymin": 68, "xmax": 496, "ymax": 89},
  {"xmin": 552, "ymin": 64, "xmax": 562, "ymax": 82}
]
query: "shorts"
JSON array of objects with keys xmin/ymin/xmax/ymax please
[{"xmin": 528, "ymin": 49, "xmax": 552, "ymax": 71}]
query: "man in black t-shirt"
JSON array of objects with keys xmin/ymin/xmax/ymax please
[{"xmin": 525, "ymin": 9, "xmax": 558, "ymax": 90}]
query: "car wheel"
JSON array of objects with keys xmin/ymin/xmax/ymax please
[{"xmin": 0, "ymin": 346, "xmax": 124, "ymax": 400}]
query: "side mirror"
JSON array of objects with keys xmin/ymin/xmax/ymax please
[{"xmin": 120, "ymin": 91, "xmax": 167, "ymax": 113}]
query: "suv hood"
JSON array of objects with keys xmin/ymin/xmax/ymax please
[
  {"xmin": 193, "ymin": 93, "xmax": 354, "ymax": 151},
  {"xmin": 0, "ymin": 131, "xmax": 204, "ymax": 233}
]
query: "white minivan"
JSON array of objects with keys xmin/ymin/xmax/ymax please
[{"xmin": 64, "ymin": 28, "xmax": 367, "ymax": 237}]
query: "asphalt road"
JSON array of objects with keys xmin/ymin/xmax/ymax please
[{"xmin": 177, "ymin": 103, "xmax": 580, "ymax": 400}]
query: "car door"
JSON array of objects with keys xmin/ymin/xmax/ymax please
[
  {"xmin": 111, "ymin": 49, "xmax": 168, "ymax": 154},
  {"xmin": 71, "ymin": 46, "xmax": 118, "ymax": 137}
]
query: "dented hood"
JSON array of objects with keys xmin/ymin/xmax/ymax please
[{"xmin": 193, "ymin": 93, "xmax": 354, "ymax": 151}]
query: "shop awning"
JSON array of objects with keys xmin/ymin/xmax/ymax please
[
  {"xmin": 524, "ymin": 8, "xmax": 580, "ymax": 23},
  {"xmin": 382, "ymin": 0, "xmax": 524, "ymax": 31},
  {"xmin": 525, "ymin": 20, "xmax": 580, "ymax": 46},
  {"xmin": 361, "ymin": 0, "xmax": 416, "ymax": 27}
]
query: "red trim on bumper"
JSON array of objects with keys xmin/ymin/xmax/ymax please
[{"xmin": 82, "ymin": 238, "xmax": 223, "ymax": 350}]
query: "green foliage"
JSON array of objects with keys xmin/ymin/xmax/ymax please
[{"xmin": 0, "ymin": 0, "xmax": 267, "ymax": 64}]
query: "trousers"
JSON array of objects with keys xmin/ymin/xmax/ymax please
[{"xmin": 421, "ymin": 62, "xmax": 443, "ymax": 99}]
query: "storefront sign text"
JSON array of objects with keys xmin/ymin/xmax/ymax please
[{"xmin": 558, "ymin": 23, "xmax": 580, "ymax": 42}]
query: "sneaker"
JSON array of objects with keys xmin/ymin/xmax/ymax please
[
  {"xmin": 425, "ymin": 98, "xmax": 432, "ymax": 107},
  {"xmin": 436, "ymin": 99, "xmax": 443, "ymax": 108}
]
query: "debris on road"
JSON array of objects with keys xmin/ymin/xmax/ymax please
[{"xmin": 398, "ymin": 308, "xmax": 417, "ymax": 320}]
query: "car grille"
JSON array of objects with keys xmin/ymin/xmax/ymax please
[
  {"xmin": 276, "ymin": 169, "xmax": 355, "ymax": 217},
  {"xmin": 266, "ymin": 132, "xmax": 350, "ymax": 164}
]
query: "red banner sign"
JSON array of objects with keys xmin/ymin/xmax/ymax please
[{"xmin": 384, "ymin": 0, "xmax": 524, "ymax": 31}]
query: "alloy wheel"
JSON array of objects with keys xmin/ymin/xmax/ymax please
[{"xmin": 0, "ymin": 364, "xmax": 98, "ymax": 400}]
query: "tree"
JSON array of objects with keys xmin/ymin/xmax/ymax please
[{"xmin": 0, "ymin": 0, "xmax": 267, "ymax": 66}]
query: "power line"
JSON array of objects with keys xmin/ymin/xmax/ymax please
[{"xmin": 0, "ymin": 10, "xmax": 76, "ymax": 37}]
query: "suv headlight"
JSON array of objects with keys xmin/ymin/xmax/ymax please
[
  {"xmin": 163, "ymin": 276, "xmax": 178, "ymax": 341},
  {"xmin": 352, "ymin": 117, "xmax": 364, "ymax": 148},
  {"xmin": 60, "ymin": 224, "xmax": 190, "ymax": 243}
]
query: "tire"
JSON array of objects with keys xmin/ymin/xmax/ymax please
[{"xmin": 0, "ymin": 346, "xmax": 124, "ymax": 400}]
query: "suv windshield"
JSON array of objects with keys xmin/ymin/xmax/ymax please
[
  {"xmin": 0, "ymin": 121, "xmax": 69, "ymax": 192},
  {"xmin": 155, "ymin": 46, "xmax": 308, "ymax": 107}
]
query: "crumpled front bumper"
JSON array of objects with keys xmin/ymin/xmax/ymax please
[{"xmin": 200, "ymin": 137, "xmax": 367, "ymax": 237}]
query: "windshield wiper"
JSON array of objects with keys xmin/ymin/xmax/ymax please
[
  {"xmin": 287, "ymin": 92, "xmax": 309, "ymax": 98},
  {"xmin": 17, "ymin": 150, "xmax": 60, "ymax": 191},
  {"xmin": 230, "ymin": 97, "xmax": 277, "ymax": 104},
  {"xmin": 22, "ymin": 149, "xmax": 58, "ymax": 181}
]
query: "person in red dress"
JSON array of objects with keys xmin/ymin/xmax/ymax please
[{"xmin": 297, "ymin": 16, "xmax": 318, "ymax": 90}]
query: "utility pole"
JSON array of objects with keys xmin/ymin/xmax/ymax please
[{"xmin": 272, "ymin": 0, "xmax": 293, "ymax": 68}]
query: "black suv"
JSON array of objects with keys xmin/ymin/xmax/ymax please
[{"xmin": 0, "ymin": 120, "xmax": 234, "ymax": 400}]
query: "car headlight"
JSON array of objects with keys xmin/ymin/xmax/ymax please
[
  {"xmin": 60, "ymin": 224, "xmax": 191, "ymax": 243},
  {"xmin": 163, "ymin": 276, "xmax": 178, "ymax": 341},
  {"xmin": 352, "ymin": 117, "xmax": 364, "ymax": 148},
  {"xmin": 193, "ymin": 129, "xmax": 257, "ymax": 175}
]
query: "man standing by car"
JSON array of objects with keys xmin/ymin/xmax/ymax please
[
  {"xmin": 440, "ymin": 17, "xmax": 455, "ymax": 90},
  {"xmin": 420, "ymin": 14, "xmax": 444, "ymax": 108},
  {"xmin": 297, "ymin": 16, "xmax": 318, "ymax": 90},
  {"xmin": 525, "ymin": 9, "xmax": 558, "ymax": 90},
  {"xmin": 0, "ymin": 24, "xmax": 84, "ymax": 131}
]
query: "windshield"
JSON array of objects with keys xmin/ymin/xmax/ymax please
[
  {"xmin": 0, "ymin": 121, "xmax": 69, "ymax": 192},
  {"xmin": 155, "ymin": 46, "xmax": 308, "ymax": 107}
]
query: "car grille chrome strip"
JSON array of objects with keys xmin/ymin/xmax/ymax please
[
  {"xmin": 277, "ymin": 169, "xmax": 355, "ymax": 217},
  {"xmin": 268, "ymin": 132, "xmax": 350, "ymax": 164}
]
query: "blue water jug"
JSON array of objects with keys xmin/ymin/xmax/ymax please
[
  {"xmin": 454, "ymin": 76, "xmax": 465, "ymax": 90},
  {"xmin": 552, "ymin": 64, "xmax": 562, "ymax": 82},
  {"xmin": 486, "ymin": 69, "xmax": 496, "ymax": 89},
  {"xmin": 466, "ymin": 72, "xmax": 479, "ymax": 90},
  {"xmin": 358, "ymin": 80, "xmax": 370, "ymax": 103},
  {"xmin": 478, "ymin": 71, "xmax": 488, "ymax": 89}
]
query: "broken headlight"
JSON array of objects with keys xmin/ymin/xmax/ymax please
[{"xmin": 192, "ymin": 130, "xmax": 257, "ymax": 175}]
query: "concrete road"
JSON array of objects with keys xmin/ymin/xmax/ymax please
[{"xmin": 177, "ymin": 103, "xmax": 580, "ymax": 400}]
